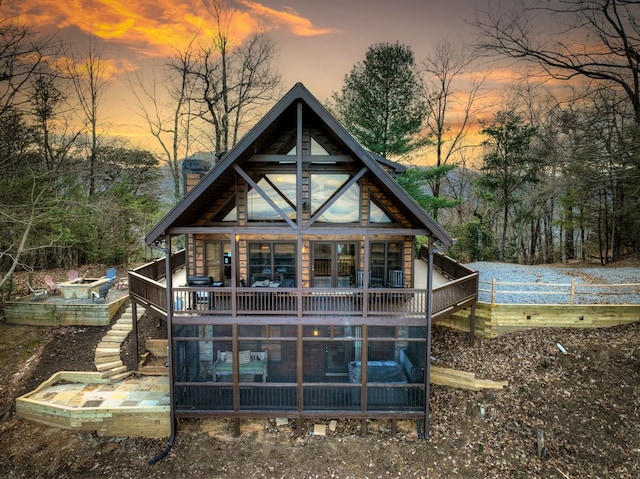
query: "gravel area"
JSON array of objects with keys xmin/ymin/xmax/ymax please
[{"xmin": 465, "ymin": 261, "xmax": 640, "ymax": 304}]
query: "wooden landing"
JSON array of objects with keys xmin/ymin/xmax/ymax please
[{"xmin": 15, "ymin": 371, "xmax": 170, "ymax": 438}]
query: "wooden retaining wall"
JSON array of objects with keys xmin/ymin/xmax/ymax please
[
  {"xmin": 4, "ymin": 295, "xmax": 128, "ymax": 327},
  {"xmin": 442, "ymin": 302, "xmax": 640, "ymax": 338}
]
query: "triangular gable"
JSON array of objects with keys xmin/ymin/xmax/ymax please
[{"xmin": 145, "ymin": 82, "xmax": 452, "ymax": 246}]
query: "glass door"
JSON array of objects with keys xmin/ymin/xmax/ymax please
[
  {"xmin": 312, "ymin": 243, "xmax": 332, "ymax": 287},
  {"xmin": 312, "ymin": 242, "xmax": 357, "ymax": 287},
  {"xmin": 205, "ymin": 240, "xmax": 232, "ymax": 286}
]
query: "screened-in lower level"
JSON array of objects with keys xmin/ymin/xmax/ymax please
[{"xmin": 172, "ymin": 322, "xmax": 428, "ymax": 417}]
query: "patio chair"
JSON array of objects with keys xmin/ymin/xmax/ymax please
[
  {"xmin": 92, "ymin": 282, "xmax": 112, "ymax": 303},
  {"xmin": 27, "ymin": 280, "xmax": 47, "ymax": 301},
  {"xmin": 67, "ymin": 270, "xmax": 79, "ymax": 281},
  {"xmin": 43, "ymin": 275, "xmax": 60, "ymax": 295},
  {"xmin": 106, "ymin": 268, "xmax": 117, "ymax": 284}
]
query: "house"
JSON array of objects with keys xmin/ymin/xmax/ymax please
[{"xmin": 131, "ymin": 82, "xmax": 478, "ymax": 443}]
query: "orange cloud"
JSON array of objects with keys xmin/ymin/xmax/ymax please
[
  {"xmin": 236, "ymin": 0, "xmax": 337, "ymax": 36},
  {"xmin": 4, "ymin": 0, "xmax": 334, "ymax": 59}
]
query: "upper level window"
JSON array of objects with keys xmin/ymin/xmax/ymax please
[
  {"xmin": 369, "ymin": 199, "xmax": 392, "ymax": 223},
  {"xmin": 310, "ymin": 173, "xmax": 360, "ymax": 223},
  {"xmin": 247, "ymin": 174, "xmax": 296, "ymax": 221},
  {"xmin": 287, "ymin": 138, "xmax": 329, "ymax": 156}
]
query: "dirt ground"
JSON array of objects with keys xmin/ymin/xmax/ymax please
[{"xmin": 0, "ymin": 266, "xmax": 639, "ymax": 478}]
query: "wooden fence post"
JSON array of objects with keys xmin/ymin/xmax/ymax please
[
  {"xmin": 570, "ymin": 278, "xmax": 576, "ymax": 305},
  {"xmin": 491, "ymin": 278, "xmax": 496, "ymax": 304}
]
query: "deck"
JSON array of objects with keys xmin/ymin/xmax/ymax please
[{"xmin": 15, "ymin": 250, "xmax": 479, "ymax": 439}]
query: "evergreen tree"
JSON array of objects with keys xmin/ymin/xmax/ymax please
[{"xmin": 332, "ymin": 42, "xmax": 426, "ymax": 158}]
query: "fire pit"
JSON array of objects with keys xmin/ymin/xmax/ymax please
[{"xmin": 57, "ymin": 277, "xmax": 113, "ymax": 300}]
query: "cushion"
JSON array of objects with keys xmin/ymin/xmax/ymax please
[
  {"xmin": 222, "ymin": 350, "xmax": 252, "ymax": 364},
  {"xmin": 239, "ymin": 350, "xmax": 251, "ymax": 364}
]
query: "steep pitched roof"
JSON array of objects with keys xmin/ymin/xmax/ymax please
[{"xmin": 145, "ymin": 82, "xmax": 451, "ymax": 246}]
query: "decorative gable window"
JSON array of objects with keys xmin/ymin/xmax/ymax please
[
  {"xmin": 310, "ymin": 173, "xmax": 360, "ymax": 223},
  {"xmin": 369, "ymin": 199, "xmax": 393, "ymax": 223},
  {"xmin": 247, "ymin": 174, "xmax": 297, "ymax": 222}
]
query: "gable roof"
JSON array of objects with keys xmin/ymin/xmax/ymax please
[{"xmin": 145, "ymin": 82, "xmax": 452, "ymax": 246}]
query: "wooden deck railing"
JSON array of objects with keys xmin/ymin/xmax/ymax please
[{"xmin": 129, "ymin": 248, "xmax": 479, "ymax": 321}]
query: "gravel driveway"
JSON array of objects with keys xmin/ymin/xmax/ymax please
[{"xmin": 464, "ymin": 261, "xmax": 640, "ymax": 304}]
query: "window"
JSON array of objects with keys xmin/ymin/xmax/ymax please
[
  {"xmin": 247, "ymin": 174, "xmax": 297, "ymax": 222},
  {"xmin": 248, "ymin": 242, "xmax": 296, "ymax": 286},
  {"xmin": 369, "ymin": 198, "xmax": 393, "ymax": 223},
  {"xmin": 310, "ymin": 174, "xmax": 360, "ymax": 223},
  {"xmin": 370, "ymin": 242, "xmax": 403, "ymax": 287}
]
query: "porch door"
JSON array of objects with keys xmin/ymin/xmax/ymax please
[
  {"xmin": 312, "ymin": 242, "xmax": 357, "ymax": 287},
  {"xmin": 205, "ymin": 241, "xmax": 232, "ymax": 286},
  {"xmin": 370, "ymin": 242, "xmax": 403, "ymax": 287}
]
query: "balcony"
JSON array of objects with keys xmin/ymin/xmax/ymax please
[{"xmin": 128, "ymin": 248, "xmax": 478, "ymax": 326}]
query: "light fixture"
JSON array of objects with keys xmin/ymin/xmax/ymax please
[{"xmin": 313, "ymin": 327, "xmax": 319, "ymax": 337}]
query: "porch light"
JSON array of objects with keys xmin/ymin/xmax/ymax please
[{"xmin": 313, "ymin": 327, "xmax": 319, "ymax": 336}]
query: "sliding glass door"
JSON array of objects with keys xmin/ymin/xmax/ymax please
[{"xmin": 312, "ymin": 242, "xmax": 357, "ymax": 288}]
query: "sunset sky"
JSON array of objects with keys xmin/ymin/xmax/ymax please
[{"xmin": 5, "ymin": 0, "xmax": 513, "ymax": 157}]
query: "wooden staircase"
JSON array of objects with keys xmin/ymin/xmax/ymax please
[{"xmin": 94, "ymin": 304, "xmax": 144, "ymax": 383}]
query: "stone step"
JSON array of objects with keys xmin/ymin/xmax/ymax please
[
  {"xmin": 100, "ymin": 365, "xmax": 128, "ymax": 379},
  {"xmin": 95, "ymin": 360, "xmax": 123, "ymax": 372}
]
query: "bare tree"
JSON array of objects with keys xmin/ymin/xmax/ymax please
[
  {"xmin": 418, "ymin": 39, "xmax": 487, "ymax": 219},
  {"xmin": 187, "ymin": 0, "xmax": 282, "ymax": 156},
  {"xmin": 475, "ymin": 0, "xmax": 640, "ymax": 124},
  {"xmin": 128, "ymin": 41, "xmax": 197, "ymax": 204},
  {"xmin": 65, "ymin": 38, "xmax": 109, "ymax": 196}
]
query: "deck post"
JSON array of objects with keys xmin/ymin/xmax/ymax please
[
  {"xmin": 469, "ymin": 303, "xmax": 476, "ymax": 347},
  {"xmin": 423, "ymin": 242, "xmax": 434, "ymax": 440},
  {"xmin": 132, "ymin": 301, "xmax": 139, "ymax": 371}
]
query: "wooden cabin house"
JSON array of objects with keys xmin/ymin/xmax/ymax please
[{"xmin": 134, "ymin": 83, "xmax": 477, "ymax": 439}]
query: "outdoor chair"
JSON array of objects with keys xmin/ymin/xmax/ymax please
[
  {"xmin": 92, "ymin": 282, "xmax": 112, "ymax": 303},
  {"xmin": 67, "ymin": 270, "xmax": 79, "ymax": 281},
  {"xmin": 116, "ymin": 277, "xmax": 129, "ymax": 290},
  {"xmin": 44, "ymin": 275, "xmax": 60, "ymax": 294},
  {"xmin": 28, "ymin": 281, "xmax": 48, "ymax": 301},
  {"xmin": 106, "ymin": 268, "xmax": 117, "ymax": 282}
]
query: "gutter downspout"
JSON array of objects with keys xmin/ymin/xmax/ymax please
[{"xmin": 149, "ymin": 238, "xmax": 176, "ymax": 465}]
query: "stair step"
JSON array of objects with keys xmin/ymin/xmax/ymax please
[
  {"xmin": 96, "ymin": 341, "xmax": 122, "ymax": 350},
  {"xmin": 100, "ymin": 365, "xmax": 128, "ymax": 379},
  {"xmin": 112, "ymin": 323, "xmax": 132, "ymax": 330},
  {"xmin": 108, "ymin": 371, "xmax": 133, "ymax": 383},
  {"xmin": 94, "ymin": 354, "xmax": 121, "ymax": 364},
  {"xmin": 95, "ymin": 360, "xmax": 123, "ymax": 372},
  {"xmin": 95, "ymin": 347, "xmax": 121, "ymax": 357},
  {"xmin": 104, "ymin": 332, "xmax": 129, "ymax": 340}
]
